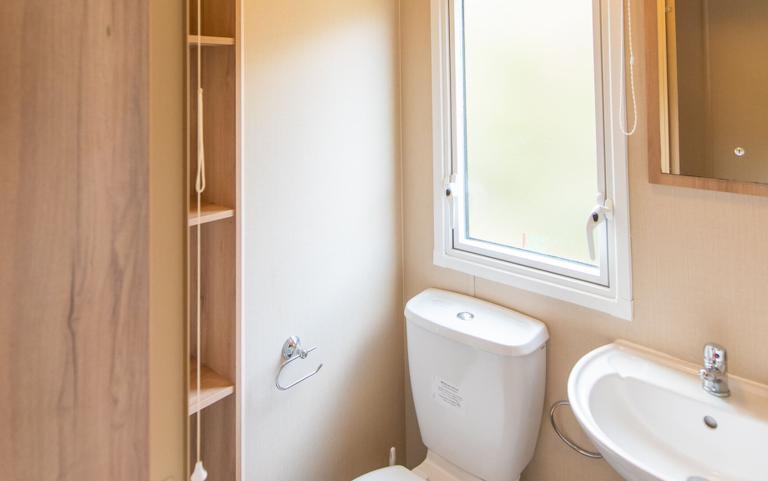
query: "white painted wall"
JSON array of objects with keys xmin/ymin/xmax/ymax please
[{"xmin": 241, "ymin": 1, "xmax": 404, "ymax": 480}]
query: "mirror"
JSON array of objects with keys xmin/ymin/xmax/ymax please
[{"xmin": 657, "ymin": 0, "xmax": 768, "ymax": 187}]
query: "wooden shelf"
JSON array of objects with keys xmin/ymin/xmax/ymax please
[
  {"xmin": 188, "ymin": 202, "xmax": 234, "ymax": 226},
  {"xmin": 187, "ymin": 35, "xmax": 235, "ymax": 47},
  {"xmin": 189, "ymin": 362, "xmax": 234, "ymax": 415}
]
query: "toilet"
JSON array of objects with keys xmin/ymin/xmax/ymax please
[{"xmin": 355, "ymin": 288, "xmax": 549, "ymax": 481}]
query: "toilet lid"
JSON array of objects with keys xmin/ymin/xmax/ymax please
[{"xmin": 353, "ymin": 466, "xmax": 424, "ymax": 481}]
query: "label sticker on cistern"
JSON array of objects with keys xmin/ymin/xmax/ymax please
[{"xmin": 432, "ymin": 377, "xmax": 465, "ymax": 414}]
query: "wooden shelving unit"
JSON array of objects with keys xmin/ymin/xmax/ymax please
[
  {"xmin": 189, "ymin": 362, "xmax": 235, "ymax": 415},
  {"xmin": 186, "ymin": 0, "xmax": 240, "ymax": 479},
  {"xmin": 187, "ymin": 201, "xmax": 234, "ymax": 226},
  {"xmin": 187, "ymin": 35, "xmax": 235, "ymax": 47}
]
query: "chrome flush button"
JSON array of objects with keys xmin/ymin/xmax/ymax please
[{"xmin": 456, "ymin": 311, "xmax": 474, "ymax": 321}]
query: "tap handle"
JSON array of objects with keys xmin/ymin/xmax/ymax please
[{"xmin": 703, "ymin": 343, "xmax": 727, "ymax": 374}]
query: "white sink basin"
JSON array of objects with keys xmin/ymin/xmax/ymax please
[{"xmin": 568, "ymin": 341, "xmax": 768, "ymax": 481}]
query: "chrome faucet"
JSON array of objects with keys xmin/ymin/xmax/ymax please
[{"xmin": 699, "ymin": 343, "xmax": 730, "ymax": 397}]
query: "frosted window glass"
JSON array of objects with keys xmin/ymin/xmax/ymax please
[{"xmin": 461, "ymin": 0, "xmax": 600, "ymax": 266}]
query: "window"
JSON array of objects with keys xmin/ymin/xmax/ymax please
[{"xmin": 432, "ymin": 0, "xmax": 633, "ymax": 319}]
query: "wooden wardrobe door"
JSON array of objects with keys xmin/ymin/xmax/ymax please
[{"xmin": 0, "ymin": 1, "xmax": 150, "ymax": 480}]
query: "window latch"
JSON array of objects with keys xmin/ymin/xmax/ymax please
[
  {"xmin": 586, "ymin": 194, "xmax": 613, "ymax": 260},
  {"xmin": 445, "ymin": 175, "xmax": 459, "ymax": 229},
  {"xmin": 444, "ymin": 175, "xmax": 458, "ymax": 198}
]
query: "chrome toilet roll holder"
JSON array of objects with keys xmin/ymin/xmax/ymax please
[{"xmin": 275, "ymin": 336, "xmax": 323, "ymax": 391}]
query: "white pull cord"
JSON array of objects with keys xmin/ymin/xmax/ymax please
[
  {"xmin": 388, "ymin": 447, "xmax": 397, "ymax": 467},
  {"xmin": 196, "ymin": 88, "xmax": 206, "ymax": 195},
  {"xmin": 191, "ymin": 0, "xmax": 207, "ymax": 480},
  {"xmin": 619, "ymin": 0, "xmax": 638, "ymax": 136}
]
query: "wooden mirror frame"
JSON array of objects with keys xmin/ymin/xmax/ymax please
[{"xmin": 645, "ymin": 0, "xmax": 768, "ymax": 197}]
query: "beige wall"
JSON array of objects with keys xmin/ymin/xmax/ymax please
[
  {"xmin": 149, "ymin": 0, "xmax": 186, "ymax": 479},
  {"xmin": 401, "ymin": 2, "xmax": 768, "ymax": 481},
  {"xmin": 241, "ymin": 1, "xmax": 405, "ymax": 480}
]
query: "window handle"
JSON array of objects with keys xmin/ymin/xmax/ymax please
[
  {"xmin": 445, "ymin": 176, "xmax": 459, "ymax": 229},
  {"xmin": 586, "ymin": 194, "xmax": 613, "ymax": 260}
]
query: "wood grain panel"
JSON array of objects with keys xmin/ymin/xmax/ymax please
[
  {"xmin": 0, "ymin": 1, "xmax": 149, "ymax": 480},
  {"xmin": 190, "ymin": 0, "xmax": 236, "ymax": 37},
  {"xmin": 188, "ymin": 201, "xmax": 235, "ymax": 226},
  {"xmin": 198, "ymin": 221, "xmax": 238, "ymax": 481},
  {"xmin": 188, "ymin": 35, "xmax": 235, "ymax": 46},
  {"xmin": 200, "ymin": 222, "xmax": 237, "ymax": 381},
  {"xmin": 189, "ymin": 47, "xmax": 237, "ymax": 208},
  {"xmin": 188, "ymin": 362, "xmax": 234, "ymax": 415}
]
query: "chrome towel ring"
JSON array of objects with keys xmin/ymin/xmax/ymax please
[
  {"xmin": 549, "ymin": 400, "xmax": 603, "ymax": 459},
  {"xmin": 275, "ymin": 336, "xmax": 323, "ymax": 391}
]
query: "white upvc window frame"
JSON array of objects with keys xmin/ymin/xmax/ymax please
[{"xmin": 431, "ymin": 0, "xmax": 633, "ymax": 320}]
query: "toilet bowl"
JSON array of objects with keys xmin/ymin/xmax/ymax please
[
  {"xmin": 354, "ymin": 466, "xmax": 421, "ymax": 481},
  {"xmin": 353, "ymin": 289, "xmax": 549, "ymax": 481},
  {"xmin": 356, "ymin": 451, "xmax": 481, "ymax": 481}
]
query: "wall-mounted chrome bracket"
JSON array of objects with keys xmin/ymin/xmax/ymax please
[
  {"xmin": 550, "ymin": 400, "xmax": 603, "ymax": 459},
  {"xmin": 275, "ymin": 336, "xmax": 323, "ymax": 391}
]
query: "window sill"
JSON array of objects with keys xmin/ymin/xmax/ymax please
[{"xmin": 434, "ymin": 249, "xmax": 633, "ymax": 321}]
